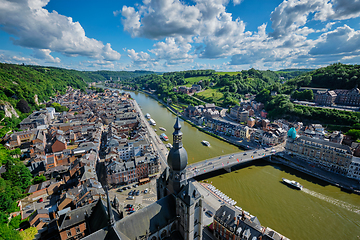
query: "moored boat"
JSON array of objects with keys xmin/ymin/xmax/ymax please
[
  {"xmin": 201, "ymin": 140, "xmax": 210, "ymax": 146},
  {"xmin": 159, "ymin": 127, "xmax": 166, "ymax": 131},
  {"xmin": 149, "ymin": 119, "xmax": 156, "ymax": 126},
  {"xmin": 160, "ymin": 133, "xmax": 169, "ymax": 141},
  {"xmin": 145, "ymin": 113, "xmax": 151, "ymax": 119},
  {"xmin": 282, "ymin": 178, "xmax": 303, "ymax": 190},
  {"xmin": 165, "ymin": 143, "xmax": 173, "ymax": 148}
]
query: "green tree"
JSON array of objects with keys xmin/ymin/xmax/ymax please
[
  {"xmin": 32, "ymin": 175, "xmax": 46, "ymax": 184},
  {"xmin": 19, "ymin": 227, "xmax": 37, "ymax": 240},
  {"xmin": 346, "ymin": 129, "xmax": 360, "ymax": 140},
  {"xmin": 3, "ymin": 161, "xmax": 32, "ymax": 191}
]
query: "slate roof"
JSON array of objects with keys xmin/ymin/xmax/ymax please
[
  {"xmin": 114, "ymin": 194, "xmax": 177, "ymax": 239},
  {"xmin": 177, "ymin": 181, "xmax": 201, "ymax": 206}
]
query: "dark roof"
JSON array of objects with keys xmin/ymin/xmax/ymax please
[
  {"xmin": 177, "ymin": 181, "xmax": 201, "ymax": 206},
  {"xmin": 58, "ymin": 202, "xmax": 97, "ymax": 230},
  {"xmin": 114, "ymin": 194, "xmax": 177, "ymax": 239}
]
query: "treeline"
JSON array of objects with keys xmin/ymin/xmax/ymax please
[
  {"xmin": 0, "ymin": 145, "xmax": 33, "ymax": 239},
  {"xmin": 0, "ymin": 63, "xmax": 92, "ymax": 113},
  {"xmin": 163, "ymin": 69, "xmax": 215, "ymax": 78},
  {"xmin": 284, "ymin": 63, "xmax": 360, "ymax": 91},
  {"xmin": 276, "ymin": 69, "xmax": 313, "ymax": 80},
  {"xmin": 256, "ymin": 93, "xmax": 360, "ymax": 126},
  {"xmin": 87, "ymin": 70, "xmax": 154, "ymax": 81}
]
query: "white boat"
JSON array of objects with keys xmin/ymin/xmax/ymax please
[
  {"xmin": 145, "ymin": 113, "xmax": 151, "ymax": 119},
  {"xmin": 160, "ymin": 133, "xmax": 169, "ymax": 141},
  {"xmin": 159, "ymin": 127, "xmax": 166, "ymax": 131},
  {"xmin": 165, "ymin": 143, "xmax": 173, "ymax": 148},
  {"xmin": 282, "ymin": 178, "xmax": 303, "ymax": 190},
  {"xmin": 201, "ymin": 140, "xmax": 210, "ymax": 146},
  {"xmin": 149, "ymin": 119, "xmax": 156, "ymax": 126}
]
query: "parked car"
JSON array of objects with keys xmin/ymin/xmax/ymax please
[
  {"xmin": 127, "ymin": 196, "xmax": 134, "ymax": 200},
  {"xmin": 135, "ymin": 190, "xmax": 140, "ymax": 196},
  {"xmin": 128, "ymin": 190, "xmax": 133, "ymax": 195},
  {"xmin": 126, "ymin": 204, "xmax": 133, "ymax": 208},
  {"xmin": 117, "ymin": 189, "xmax": 123, "ymax": 192},
  {"xmin": 38, "ymin": 198, "xmax": 43, "ymax": 203}
]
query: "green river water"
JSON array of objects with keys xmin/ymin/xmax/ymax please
[{"xmin": 112, "ymin": 89, "xmax": 360, "ymax": 240}]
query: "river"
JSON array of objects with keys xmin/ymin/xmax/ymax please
[{"xmin": 108, "ymin": 88, "xmax": 360, "ymax": 240}]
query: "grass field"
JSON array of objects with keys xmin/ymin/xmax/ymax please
[
  {"xmin": 215, "ymin": 72, "xmax": 242, "ymax": 76},
  {"xmin": 196, "ymin": 87, "xmax": 224, "ymax": 104},
  {"xmin": 184, "ymin": 76, "xmax": 210, "ymax": 86}
]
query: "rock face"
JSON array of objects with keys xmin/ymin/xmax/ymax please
[
  {"xmin": 0, "ymin": 101, "xmax": 19, "ymax": 118},
  {"xmin": 34, "ymin": 94, "xmax": 39, "ymax": 105}
]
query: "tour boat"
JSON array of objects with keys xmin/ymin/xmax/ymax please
[
  {"xmin": 149, "ymin": 119, "xmax": 156, "ymax": 126},
  {"xmin": 145, "ymin": 113, "xmax": 151, "ymax": 119},
  {"xmin": 159, "ymin": 127, "xmax": 166, "ymax": 131},
  {"xmin": 160, "ymin": 133, "xmax": 169, "ymax": 141},
  {"xmin": 165, "ymin": 143, "xmax": 173, "ymax": 148},
  {"xmin": 282, "ymin": 178, "xmax": 303, "ymax": 190},
  {"xmin": 201, "ymin": 140, "xmax": 210, "ymax": 146}
]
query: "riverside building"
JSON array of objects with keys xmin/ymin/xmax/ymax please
[{"xmin": 285, "ymin": 128, "xmax": 353, "ymax": 176}]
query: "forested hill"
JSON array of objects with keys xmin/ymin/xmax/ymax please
[
  {"xmin": 84, "ymin": 70, "xmax": 154, "ymax": 81},
  {"xmin": 283, "ymin": 63, "xmax": 360, "ymax": 91},
  {"xmin": 0, "ymin": 63, "xmax": 94, "ymax": 111}
]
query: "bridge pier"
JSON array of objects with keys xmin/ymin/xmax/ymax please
[{"xmin": 224, "ymin": 167, "xmax": 231, "ymax": 173}]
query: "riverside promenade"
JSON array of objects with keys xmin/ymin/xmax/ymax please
[{"xmin": 272, "ymin": 152, "xmax": 360, "ymax": 193}]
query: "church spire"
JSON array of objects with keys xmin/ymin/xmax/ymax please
[
  {"xmin": 173, "ymin": 117, "xmax": 183, "ymax": 149},
  {"xmin": 106, "ymin": 186, "xmax": 115, "ymax": 227}
]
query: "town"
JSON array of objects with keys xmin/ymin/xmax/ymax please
[{"xmin": 2, "ymin": 82, "xmax": 359, "ymax": 240}]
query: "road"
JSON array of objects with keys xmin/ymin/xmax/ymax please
[{"xmin": 131, "ymin": 100, "xmax": 169, "ymax": 171}]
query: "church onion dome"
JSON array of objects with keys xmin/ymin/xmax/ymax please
[
  {"xmin": 287, "ymin": 127, "xmax": 297, "ymax": 139},
  {"xmin": 167, "ymin": 117, "xmax": 188, "ymax": 171}
]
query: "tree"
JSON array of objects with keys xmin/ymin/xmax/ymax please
[
  {"xmin": 50, "ymin": 103, "xmax": 68, "ymax": 112},
  {"xmin": 346, "ymin": 129, "xmax": 360, "ymax": 140},
  {"xmin": 32, "ymin": 175, "xmax": 46, "ymax": 184},
  {"xmin": 16, "ymin": 99, "xmax": 30, "ymax": 113},
  {"xmin": 19, "ymin": 227, "xmax": 37, "ymax": 240}
]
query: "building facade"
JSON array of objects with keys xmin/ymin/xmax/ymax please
[{"xmin": 285, "ymin": 135, "xmax": 353, "ymax": 175}]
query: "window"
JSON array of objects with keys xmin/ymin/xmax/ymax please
[
  {"xmin": 67, "ymin": 230, "xmax": 72, "ymax": 237},
  {"xmin": 76, "ymin": 227, "xmax": 81, "ymax": 234}
]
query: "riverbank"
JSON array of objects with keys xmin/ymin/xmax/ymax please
[
  {"xmin": 270, "ymin": 153, "xmax": 360, "ymax": 194},
  {"xmin": 131, "ymin": 88, "xmax": 250, "ymax": 150}
]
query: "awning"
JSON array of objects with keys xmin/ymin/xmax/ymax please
[{"xmin": 139, "ymin": 178, "xmax": 150, "ymax": 183}]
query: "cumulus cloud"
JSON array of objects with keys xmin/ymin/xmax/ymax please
[
  {"xmin": 32, "ymin": 49, "xmax": 61, "ymax": 63},
  {"xmin": 116, "ymin": 0, "xmax": 360, "ymax": 70},
  {"xmin": 0, "ymin": 50, "xmax": 38, "ymax": 65},
  {"xmin": 309, "ymin": 24, "xmax": 360, "ymax": 55},
  {"xmin": 269, "ymin": 0, "xmax": 360, "ymax": 39},
  {"xmin": 150, "ymin": 37, "xmax": 194, "ymax": 64},
  {"xmin": 0, "ymin": 0, "xmax": 120, "ymax": 61},
  {"xmin": 119, "ymin": 0, "xmax": 201, "ymax": 39}
]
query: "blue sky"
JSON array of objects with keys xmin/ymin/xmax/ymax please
[{"xmin": 1, "ymin": 0, "xmax": 360, "ymax": 72}]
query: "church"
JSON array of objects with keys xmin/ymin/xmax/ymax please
[{"xmin": 83, "ymin": 117, "xmax": 204, "ymax": 240}]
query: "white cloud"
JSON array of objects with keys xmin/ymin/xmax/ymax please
[
  {"xmin": 309, "ymin": 24, "xmax": 360, "ymax": 55},
  {"xmin": 119, "ymin": 0, "xmax": 201, "ymax": 39},
  {"xmin": 0, "ymin": 0, "xmax": 120, "ymax": 61},
  {"xmin": 232, "ymin": 0, "xmax": 243, "ymax": 6},
  {"xmin": 150, "ymin": 37, "xmax": 194, "ymax": 64},
  {"xmin": 0, "ymin": 50, "xmax": 38, "ymax": 65},
  {"xmin": 32, "ymin": 49, "xmax": 61, "ymax": 63}
]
